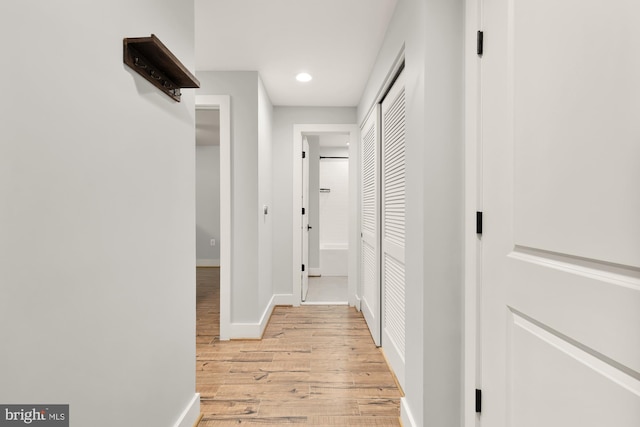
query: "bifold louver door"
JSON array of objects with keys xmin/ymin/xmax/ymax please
[
  {"xmin": 360, "ymin": 108, "xmax": 380, "ymax": 345},
  {"xmin": 380, "ymin": 70, "xmax": 406, "ymax": 388}
]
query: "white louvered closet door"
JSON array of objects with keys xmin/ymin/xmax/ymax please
[
  {"xmin": 360, "ymin": 108, "xmax": 380, "ymax": 345},
  {"xmin": 380, "ymin": 70, "xmax": 405, "ymax": 388}
]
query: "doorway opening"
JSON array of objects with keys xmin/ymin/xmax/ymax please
[
  {"xmin": 195, "ymin": 108, "xmax": 221, "ymax": 268},
  {"xmin": 292, "ymin": 124, "xmax": 360, "ymax": 308},
  {"xmin": 303, "ymin": 132, "xmax": 351, "ymax": 304},
  {"xmin": 195, "ymin": 107, "xmax": 222, "ymax": 344},
  {"xmin": 195, "ymin": 95, "xmax": 231, "ymax": 340}
]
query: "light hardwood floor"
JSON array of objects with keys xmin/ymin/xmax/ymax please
[{"xmin": 196, "ymin": 267, "xmax": 402, "ymax": 426}]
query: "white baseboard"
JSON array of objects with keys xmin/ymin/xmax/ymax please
[
  {"xmin": 272, "ymin": 294, "xmax": 296, "ymax": 306},
  {"xmin": 302, "ymin": 301, "xmax": 348, "ymax": 306},
  {"xmin": 309, "ymin": 268, "xmax": 321, "ymax": 277},
  {"xmin": 174, "ymin": 393, "xmax": 200, "ymax": 427},
  {"xmin": 353, "ymin": 295, "xmax": 362, "ymax": 311},
  {"xmin": 381, "ymin": 331, "xmax": 406, "ymax": 391},
  {"xmin": 228, "ymin": 294, "xmax": 294, "ymax": 339},
  {"xmin": 196, "ymin": 259, "xmax": 220, "ymax": 267},
  {"xmin": 401, "ymin": 397, "xmax": 417, "ymax": 427}
]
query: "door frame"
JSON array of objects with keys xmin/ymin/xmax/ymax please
[
  {"xmin": 292, "ymin": 124, "xmax": 360, "ymax": 307},
  {"xmin": 462, "ymin": 0, "xmax": 483, "ymax": 427},
  {"xmin": 301, "ymin": 136, "xmax": 310, "ymax": 302},
  {"xmin": 464, "ymin": 0, "xmax": 482, "ymax": 425},
  {"xmin": 196, "ymin": 95, "xmax": 232, "ymax": 340}
]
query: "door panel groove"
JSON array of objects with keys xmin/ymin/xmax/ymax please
[
  {"xmin": 510, "ymin": 308, "xmax": 640, "ymax": 385},
  {"xmin": 512, "ymin": 246, "xmax": 640, "ymax": 284}
]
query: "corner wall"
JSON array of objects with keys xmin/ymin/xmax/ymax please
[
  {"xmin": 420, "ymin": 1, "xmax": 464, "ymax": 425},
  {"xmin": 0, "ymin": 1, "xmax": 199, "ymax": 426},
  {"xmin": 196, "ymin": 71, "xmax": 261, "ymax": 324},
  {"xmin": 357, "ymin": 0, "xmax": 465, "ymax": 425},
  {"xmin": 196, "ymin": 71, "xmax": 274, "ymax": 335}
]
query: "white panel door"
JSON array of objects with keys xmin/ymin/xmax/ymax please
[
  {"xmin": 380, "ymin": 70, "xmax": 406, "ymax": 389},
  {"xmin": 480, "ymin": 0, "xmax": 640, "ymax": 426},
  {"xmin": 301, "ymin": 137, "xmax": 310, "ymax": 302},
  {"xmin": 360, "ymin": 108, "xmax": 380, "ymax": 345}
]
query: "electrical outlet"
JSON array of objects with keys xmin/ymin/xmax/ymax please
[{"xmin": 210, "ymin": 239, "xmax": 216, "ymax": 246}]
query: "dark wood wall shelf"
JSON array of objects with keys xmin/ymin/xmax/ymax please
[{"xmin": 123, "ymin": 34, "xmax": 200, "ymax": 102}]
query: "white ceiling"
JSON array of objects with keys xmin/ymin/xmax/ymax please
[{"xmin": 195, "ymin": 0, "xmax": 398, "ymax": 107}]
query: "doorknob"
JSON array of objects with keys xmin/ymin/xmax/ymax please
[{"xmin": 307, "ymin": 224, "xmax": 313, "ymax": 231}]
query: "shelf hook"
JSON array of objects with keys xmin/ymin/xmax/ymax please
[{"xmin": 133, "ymin": 57, "xmax": 147, "ymax": 69}]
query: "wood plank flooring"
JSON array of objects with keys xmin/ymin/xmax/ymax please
[{"xmin": 195, "ymin": 267, "xmax": 401, "ymax": 426}]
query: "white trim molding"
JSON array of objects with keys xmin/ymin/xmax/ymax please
[
  {"xmin": 401, "ymin": 397, "xmax": 417, "ymax": 427},
  {"xmin": 309, "ymin": 268, "xmax": 321, "ymax": 277},
  {"xmin": 228, "ymin": 294, "xmax": 295, "ymax": 338},
  {"xmin": 272, "ymin": 293, "xmax": 297, "ymax": 307},
  {"xmin": 464, "ymin": 0, "xmax": 481, "ymax": 425},
  {"xmin": 196, "ymin": 95, "xmax": 231, "ymax": 341},
  {"xmin": 196, "ymin": 259, "xmax": 220, "ymax": 267},
  {"xmin": 173, "ymin": 393, "xmax": 200, "ymax": 427},
  {"xmin": 354, "ymin": 294, "xmax": 362, "ymax": 311}
]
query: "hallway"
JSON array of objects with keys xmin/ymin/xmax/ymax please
[{"xmin": 196, "ymin": 267, "xmax": 402, "ymax": 425}]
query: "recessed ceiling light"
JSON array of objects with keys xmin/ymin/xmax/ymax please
[{"xmin": 296, "ymin": 72, "xmax": 312, "ymax": 82}]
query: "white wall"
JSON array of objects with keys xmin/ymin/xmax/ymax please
[
  {"xmin": 196, "ymin": 71, "xmax": 260, "ymax": 324},
  {"xmin": 318, "ymin": 147, "xmax": 349, "ymax": 247},
  {"xmin": 272, "ymin": 107, "xmax": 357, "ymax": 295},
  {"xmin": 257, "ymin": 77, "xmax": 274, "ymax": 312},
  {"xmin": 196, "ymin": 145, "xmax": 220, "ymax": 265},
  {"xmin": 0, "ymin": 1, "xmax": 199, "ymax": 426},
  {"xmin": 196, "ymin": 71, "xmax": 274, "ymax": 333},
  {"xmin": 357, "ymin": 0, "xmax": 465, "ymax": 425}
]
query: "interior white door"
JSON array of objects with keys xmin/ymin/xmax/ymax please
[
  {"xmin": 301, "ymin": 137, "xmax": 310, "ymax": 302},
  {"xmin": 480, "ymin": 1, "xmax": 640, "ymax": 426},
  {"xmin": 380, "ymin": 70, "xmax": 406, "ymax": 388},
  {"xmin": 360, "ymin": 108, "xmax": 381, "ymax": 345}
]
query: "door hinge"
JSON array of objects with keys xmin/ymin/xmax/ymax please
[
  {"xmin": 302, "ymin": 207, "xmax": 305, "ymax": 215},
  {"xmin": 475, "ymin": 389, "xmax": 482, "ymax": 413},
  {"xmin": 477, "ymin": 31, "xmax": 484, "ymax": 56},
  {"xmin": 476, "ymin": 211, "xmax": 483, "ymax": 235},
  {"xmin": 302, "ymin": 151, "xmax": 306, "ymax": 159},
  {"xmin": 301, "ymin": 264, "xmax": 305, "ymax": 272}
]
